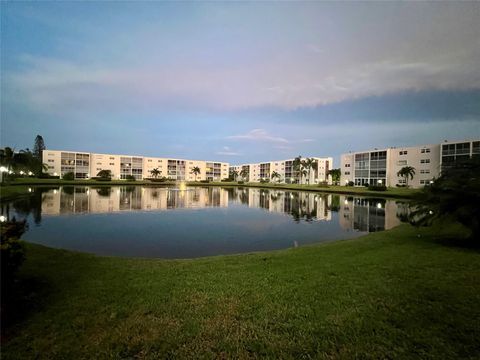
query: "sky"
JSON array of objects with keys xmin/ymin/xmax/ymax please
[{"xmin": 1, "ymin": 2, "xmax": 479, "ymax": 165}]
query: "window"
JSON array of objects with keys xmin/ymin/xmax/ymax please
[
  {"xmin": 420, "ymin": 159, "xmax": 430, "ymax": 164},
  {"xmin": 345, "ymin": 164, "xmax": 351, "ymax": 168},
  {"xmin": 397, "ymin": 160, "xmax": 407, "ymax": 166},
  {"xmin": 421, "ymin": 148, "xmax": 430, "ymax": 153},
  {"xmin": 96, "ymin": 162, "xmax": 102, "ymax": 165},
  {"xmin": 148, "ymin": 159, "xmax": 152, "ymax": 162},
  {"xmin": 109, "ymin": 157, "xmax": 115, "ymax": 160},
  {"xmin": 399, "ymin": 151, "xmax": 408, "ymax": 155},
  {"xmin": 48, "ymin": 159, "xmax": 54, "ymax": 163},
  {"xmin": 109, "ymin": 163, "xmax": 114, "ymax": 166},
  {"xmin": 344, "ymin": 171, "xmax": 350, "ymax": 175},
  {"xmin": 420, "ymin": 169, "xmax": 430, "ymax": 174}
]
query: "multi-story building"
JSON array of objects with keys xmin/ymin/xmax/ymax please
[
  {"xmin": 231, "ymin": 157, "xmax": 333, "ymax": 184},
  {"xmin": 43, "ymin": 150, "xmax": 229, "ymax": 181},
  {"xmin": 341, "ymin": 139, "xmax": 479, "ymax": 188}
]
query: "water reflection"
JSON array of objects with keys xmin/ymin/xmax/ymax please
[{"xmin": 1, "ymin": 186, "xmax": 405, "ymax": 233}]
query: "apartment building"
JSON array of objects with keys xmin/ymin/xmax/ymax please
[
  {"xmin": 340, "ymin": 139, "xmax": 479, "ymax": 188},
  {"xmin": 231, "ymin": 157, "xmax": 333, "ymax": 184},
  {"xmin": 43, "ymin": 150, "xmax": 229, "ymax": 181}
]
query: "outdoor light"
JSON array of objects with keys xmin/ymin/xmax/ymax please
[
  {"xmin": 53, "ymin": 172, "xmax": 58, "ymax": 176},
  {"xmin": 345, "ymin": 180, "xmax": 349, "ymax": 184},
  {"xmin": 377, "ymin": 180, "xmax": 382, "ymax": 184},
  {"xmin": 53, "ymin": 190, "xmax": 58, "ymax": 194},
  {"xmin": 429, "ymin": 210, "xmax": 434, "ymax": 215},
  {"xmin": 430, "ymin": 180, "xmax": 434, "ymax": 184},
  {"xmin": 20, "ymin": 171, "xmax": 25, "ymax": 175},
  {"xmin": 344, "ymin": 199, "xmax": 349, "ymax": 205},
  {"xmin": 28, "ymin": 171, "xmax": 33, "ymax": 176},
  {"xmin": 377, "ymin": 203, "xmax": 382, "ymax": 209},
  {"xmin": 0, "ymin": 166, "xmax": 7, "ymax": 172},
  {"xmin": 8, "ymin": 170, "xmax": 13, "ymax": 174},
  {"xmin": 0, "ymin": 215, "xmax": 6, "ymax": 222},
  {"xmin": 28, "ymin": 188, "xmax": 32, "ymax": 193}
]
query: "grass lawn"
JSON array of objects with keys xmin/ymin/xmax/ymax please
[{"xmin": 2, "ymin": 223, "xmax": 479, "ymax": 359}]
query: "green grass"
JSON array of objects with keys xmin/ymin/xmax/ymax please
[{"xmin": 2, "ymin": 223, "xmax": 479, "ymax": 359}]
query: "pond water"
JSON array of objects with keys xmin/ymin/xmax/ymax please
[{"xmin": 1, "ymin": 186, "xmax": 407, "ymax": 259}]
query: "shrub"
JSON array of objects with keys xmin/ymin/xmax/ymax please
[
  {"xmin": 317, "ymin": 181, "xmax": 329, "ymax": 187},
  {"xmin": 96, "ymin": 170, "xmax": 112, "ymax": 181},
  {"xmin": 1, "ymin": 219, "xmax": 27, "ymax": 292},
  {"xmin": 221, "ymin": 178, "xmax": 231, "ymax": 182},
  {"xmin": 346, "ymin": 181, "xmax": 354, "ymax": 186},
  {"xmin": 200, "ymin": 180, "xmax": 211, "ymax": 183},
  {"xmin": 62, "ymin": 172, "xmax": 74, "ymax": 180},
  {"xmin": 259, "ymin": 179, "xmax": 270, "ymax": 183},
  {"xmin": 396, "ymin": 184, "xmax": 407, "ymax": 188},
  {"xmin": 237, "ymin": 181, "xmax": 245, "ymax": 185},
  {"xmin": 125, "ymin": 175, "xmax": 136, "ymax": 181},
  {"xmin": 368, "ymin": 185, "xmax": 387, "ymax": 191}
]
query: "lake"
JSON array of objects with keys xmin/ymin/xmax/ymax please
[{"xmin": 1, "ymin": 186, "xmax": 407, "ymax": 258}]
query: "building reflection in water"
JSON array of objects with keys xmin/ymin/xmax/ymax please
[{"xmin": 2, "ymin": 186, "xmax": 406, "ymax": 233}]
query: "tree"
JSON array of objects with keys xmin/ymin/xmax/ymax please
[
  {"xmin": 150, "ymin": 168, "xmax": 161, "ymax": 179},
  {"xmin": 229, "ymin": 169, "xmax": 239, "ymax": 181},
  {"xmin": 301, "ymin": 158, "xmax": 316, "ymax": 184},
  {"xmin": 190, "ymin": 166, "xmax": 201, "ymax": 181},
  {"xmin": 239, "ymin": 168, "xmax": 249, "ymax": 181},
  {"xmin": 33, "ymin": 135, "xmax": 45, "ymax": 160},
  {"xmin": 293, "ymin": 156, "xmax": 303, "ymax": 184},
  {"xmin": 328, "ymin": 169, "xmax": 341, "ymax": 185},
  {"xmin": 397, "ymin": 166, "xmax": 416, "ymax": 187},
  {"xmin": 271, "ymin": 171, "xmax": 281, "ymax": 183},
  {"xmin": 408, "ymin": 157, "xmax": 480, "ymax": 242},
  {"xmin": 97, "ymin": 169, "xmax": 112, "ymax": 180}
]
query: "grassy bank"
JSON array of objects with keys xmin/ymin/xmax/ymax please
[
  {"xmin": 2, "ymin": 223, "xmax": 479, "ymax": 359},
  {"xmin": 1, "ymin": 179, "xmax": 418, "ymax": 199}
]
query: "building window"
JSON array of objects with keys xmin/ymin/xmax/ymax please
[
  {"xmin": 397, "ymin": 160, "xmax": 407, "ymax": 166},
  {"xmin": 421, "ymin": 148, "xmax": 431, "ymax": 153},
  {"xmin": 148, "ymin": 159, "xmax": 152, "ymax": 162},
  {"xmin": 420, "ymin": 169, "xmax": 430, "ymax": 174},
  {"xmin": 344, "ymin": 171, "xmax": 350, "ymax": 175},
  {"xmin": 48, "ymin": 159, "xmax": 54, "ymax": 162},
  {"xmin": 109, "ymin": 163, "xmax": 114, "ymax": 166},
  {"xmin": 345, "ymin": 164, "xmax": 351, "ymax": 168},
  {"xmin": 399, "ymin": 151, "xmax": 408, "ymax": 155},
  {"xmin": 420, "ymin": 159, "xmax": 430, "ymax": 164},
  {"xmin": 109, "ymin": 157, "xmax": 115, "ymax": 160}
]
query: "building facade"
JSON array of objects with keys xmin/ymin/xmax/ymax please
[
  {"xmin": 231, "ymin": 157, "xmax": 333, "ymax": 184},
  {"xmin": 341, "ymin": 139, "xmax": 479, "ymax": 188},
  {"xmin": 43, "ymin": 150, "xmax": 229, "ymax": 181}
]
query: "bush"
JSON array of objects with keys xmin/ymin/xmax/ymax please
[
  {"xmin": 96, "ymin": 170, "xmax": 112, "ymax": 181},
  {"xmin": 221, "ymin": 178, "xmax": 231, "ymax": 182},
  {"xmin": 317, "ymin": 181, "xmax": 329, "ymax": 187},
  {"xmin": 259, "ymin": 179, "xmax": 270, "ymax": 183},
  {"xmin": 124, "ymin": 175, "xmax": 136, "ymax": 181},
  {"xmin": 396, "ymin": 184, "xmax": 407, "ymax": 188},
  {"xmin": 237, "ymin": 181, "xmax": 245, "ymax": 184},
  {"xmin": 148, "ymin": 177, "xmax": 169, "ymax": 182},
  {"xmin": 1, "ymin": 219, "xmax": 27, "ymax": 292},
  {"xmin": 368, "ymin": 185, "xmax": 387, "ymax": 191},
  {"xmin": 200, "ymin": 180, "xmax": 211, "ymax": 183},
  {"xmin": 92, "ymin": 177, "xmax": 111, "ymax": 182},
  {"xmin": 346, "ymin": 181, "xmax": 354, "ymax": 186},
  {"xmin": 62, "ymin": 172, "xmax": 74, "ymax": 180}
]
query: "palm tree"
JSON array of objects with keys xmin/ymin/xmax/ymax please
[
  {"xmin": 397, "ymin": 166, "xmax": 416, "ymax": 187},
  {"xmin": 328, "ymin": 169, "xmax": 341, "ymax": 185},
  {"xmin": 271, "ymin": 171, "xmax": 281, "ymax": 183},
  {"xmin": 293, "ymin": 156, "xmax": 303, "ymax": 184},
  {"xmin": 150, "ymin": 168, "xmax": 161, "ymax": 179},
  {"xmin": 190, "ymin": 166, "xmax": 201, "ymax": 181},
  {"xmin": 239, "ymin": 168, "xmax": 249, "ymax": 181},
  {"xmin": 229, "ymin": 169, "xmax": 239, "ymax": 181},
  {"xmin": 301, "ymin": 158, "xmax": 316, "ymax": 184}
]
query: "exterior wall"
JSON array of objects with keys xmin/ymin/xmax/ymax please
[
  {"xmin": 43, "ymin": 150, "xmax": 229, "ymax": 181},
  {"xmin": 340, "ymin": 139, "xmax": 479, "ymax": 189},
  {"xmin": 389, "ymin": 144, "xmax": 440, "ymax": 187},
  {"xmin": 232, "ymin": 157, "xmax": 333, "ymax": 184}
]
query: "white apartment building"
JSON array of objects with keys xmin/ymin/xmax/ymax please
[
  {"xmin": 341, "ymin": 139, "xmax": 479, "ymax": 189},
  {"xmin": 231, "ymin": 157, "xmax": 333, "ymax": 184},
  {"xmin": 43, "ymin": 150, "xmax": 229, "ymax": 181}
]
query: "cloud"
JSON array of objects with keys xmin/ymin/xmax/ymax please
[
  {"xmin": 216, "ymin": 146, "xmax": 241, "ymax": 156},
  {"xmin": 227, "ymin": 129, "xmax": 289, "ymax": 143}
]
